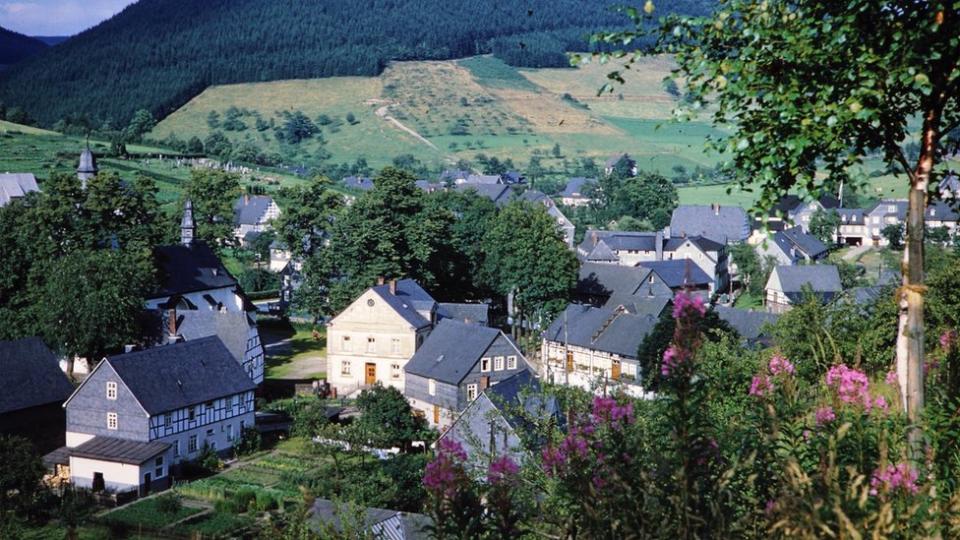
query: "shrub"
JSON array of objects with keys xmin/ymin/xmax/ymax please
[
  {"xmin": 234, "ymin": 487, "xmax": 256, "ymax": 512},
  {"xmin": 256, "ymin": 491, "xmax": 279, "ymax": 511},
  {"xmin": 236, "ymin": 427, "xmax": 262, "ymax": 456},
  {"xmin": 155, "ymin": 493, "xmax": 181, "ymax": 514},
  {"xmin": 214, "ymin": 498, "xmax": 239, "ymax": 514}
]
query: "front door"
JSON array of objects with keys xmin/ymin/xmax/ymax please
[
  {"xmin": 365, "ymin": 363, "xmax": 376, "ymax": 385},
  {"xmin": 611, "ymin": 360, "xmax": 621, "ymax": 380},
  {"xmin": 92, "ymin": 472, "xmax": 104, "ymax": 492},
  {"xmin": 142, "ymin": 472, "xmax": 151, "ymax": 496}
]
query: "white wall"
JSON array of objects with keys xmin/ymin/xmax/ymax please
[
  {"xmin": 146, "ymin": 286, "xmax": 246, "ymax": 313},
  {"xmin": 66, "ymin": 431, "xmax": 95, "ymax": 448}
]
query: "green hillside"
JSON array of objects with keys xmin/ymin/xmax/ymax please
[{"xmin": 0, "ymin": 26, "xmax": 47, "ymax": 67}]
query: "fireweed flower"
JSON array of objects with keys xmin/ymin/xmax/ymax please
[
  {"xmin": 423, "ymin": 438, "xmax": 469, "ymax": 498},
  {"xmin": 870, "ymin": 462, "xmax": 919, "ymax": 496},
  {"xmin": 815, "ymin": 406, "xmax": 836, "ymax": 426},
  {"xmin": 661, "ymin": 345, "xmax": 684, "ymax": 376},
  {"xmin": 768, "ymin": 354, "xmax": 795, "ymax": 377},
  {"xmin": 749, "ymin": 374, "xmax": 773, "ymax": 397},
  {"xmin": 672, "ymin": 291, "xmax": 707, "ymax": 319},
  {"xmin": 941, "ymin": 330, "xmax": 957, "ymax": 351},
  {"xmin": 487, "ymin": 455, "xmax": 520, "ymax": 485},
  {"xmin": 886, "ymin": 370, "xmax": 898, "ymax": 386},
  {"xmin": 825, "ymin": 364, "xmax": 872, "ymax": 409},
  {"xmin": 591, "ymin": 396, "xmax": 634, "ymax": 427}
]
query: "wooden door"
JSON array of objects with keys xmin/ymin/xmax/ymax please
[
  {"xmin": 365, "ymin": 363, "xmax": 376, "ymax": 385},
  {"xmin": 566, "ymin": 351, "xmax": 574, "ymax": 373},
  {"xmin": 433, "ymin": 404, "xmax": 440, "ymax": 425},
  {"xmin": 611, "ymin": 360, "xmax": 621, "ymax": 380}
]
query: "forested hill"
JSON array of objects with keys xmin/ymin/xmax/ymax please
[
  {"xmin": 0, "ymin": 0, "xmax": 713, "ymax": 127},
  {"xmin": 0, "ymin": 27, "xmax": 47, "ymax": 67}
]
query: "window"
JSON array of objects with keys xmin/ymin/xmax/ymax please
[
  {"xmin": 154, "ymin": 456, "xmax": 164, "ymax": 478},
  {"xmin": 481, "ymin": 357, "xmax": 491, "ymax": 372},
  {"xmin": 428, "ymin": 379, "xmax": 436, "ymax": 396},
  {"xmin": 164, "ymin": 413, "xmax": 172, "ymax": 427},
  {"xmin": 341, "ymin": 361, "xmax": 351, "ymax": 376},
  {"xmin": 174, "ymin": 440, "xmax": 180, "ymax": 456},
  {"xmin": 507, "ymin": 356, "xmax": 518, "ymax": 370},
  {"xmin": 240, "ymin": 420, "xmax": 246, "ymax": 432},
  {"xmin": 205, "ymin": 401, "xmax": 214, "ymax": 409},
  {"xmin": 391, "ymin": 338, "xmax": 401, "ymax": 354},
  {"xmin": 494, "ymin": 356, "xmax": 505, "ymax": 371},
  {"xmin": 188, "ymin": 435, "xmax": 198, "ymax": 453},
  {"xmin": 467, "ymin": 384, "xmax": 478, "ymax": 401},
  {"xmin": 367, "ymin": 337, "xmax": 376, "ymax": 353},
  {"xmin": 232, "ymin": 395, "xmax": 239, "ymax": 408},
  {"xmin": 106, "ymin": 381, "xmax": 117, "ymax": 400},
  {"xmin": 107, "ymin": 413, "xmax": 118, "ymax": 430},
  {"xmin": 189, "ymin": 407, "xmax": 197, "ymax": 421},
  {"xmin": 227, "ymin": 424, "xmax": 234, "ymax": 442},
  {"xmin": 391, "ymin": 363, "xmax": 401, "ymax": 380},
  {"xmin": 342, "ymin": 336, "xmax": 352, "ymax": 351}
]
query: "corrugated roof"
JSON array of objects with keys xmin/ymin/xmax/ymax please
[
  {"xmin": 405, "ymin": 320, "xmax": 513, "ymax": 384},
  {"xmin": 105, "ymin": 337, "xmax": 256, "ymax": 415},
  {"xmin": 70, "ymin": 436, "xmax": 169, "ymax": 465},
  {"xmin": 544, "ymin": 304, "xmax": 658, "ymax": 359},
  {"xmin": 0, "ymin": 337, "xmax": 73, "ymax": 415},
  {"xmin": 151, "ymin": 242, "xmax": 238, "ymax": 298}
]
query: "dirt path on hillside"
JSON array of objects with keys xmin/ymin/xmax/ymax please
[{"xmin": 374, "ymin": 104, "xmax": 440, "ymax": 151}]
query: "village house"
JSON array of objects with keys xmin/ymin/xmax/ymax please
[
  {"xmin": 342, "ymin": 176, "xmax": 374, "ymax": 191},
  {"xmin": 670, "ymin": 204, "xmax": 751, "ymax": 245},
  {"xmin": 604, "ymin": 153, "xmax": 637, "ymax": 176},
  {"xmin": 836, "ymin": 208, "xmax": 868, "ymax": 245},
  {"xmin": 0, "ymin": 337, "xmax": 74, "ymax": 454},
  {"xmin": 940, "ymin": 173, "xmax": 959, "ymax": 200},
  {"xmin": 0, "ymin": 172, "xmax": 40, "ymax": 207},
  {"xmin": 754, "ymin": 226, "xmax": 829, "ymax": 265},
  {"xmin": 464, "ymin": 174, "xmax": 504, "ymax": 185},
  {"xmin": 576, "ymin": 262, "xmax": 673, "ymax": 316},
  {"xmin": 714, "ymin": 306, "xmax": 780, "ymax": 347},
  {"xmin": 232, "ymin": 194, "xmax": 281, "ymax": 244},
  {"xmin": 53, "ymin": 337, "xmax": 256, "ymax": 497},
  {"xmin": 438, "ymin": 169, "xmax": 471, "ymax": 184},
  {"xmin": 764, "ymin": 264, "xmax": 843, "ymax": 314},
  {"xmin": 925, "ymin": 201, "xmax": 960, "ymax": 237},
  {"xmin": 455, "ymin": 182, "xmax": 513, "ymax": 206},
  {"xmin": 541, "ymin": 304, "xmax": 658, "ymax": 397},
  {"xmin": 77, "ymin": 144, "xmax": 98, "ymax": 189},
  {"xmin": 519, "ymin": 190, "xmax": 576, "ymax": 247},
  {"xmin": 437, "ymin": 370, "xmax": 560, "ymax": 472},
  {"xmin": 503, "ymin": 171, "xmax": 526, "ymax": 184},
  {"xmin": 559, "ymin": 177, "xmax": 597, "ymax": 207},
  {"xmin": 404, "ymin": 320, "xmax": 529, "ymax": 429},
  {"xmin": 758, "ymin": 195, "xmax": 841, "ymax": 232}
]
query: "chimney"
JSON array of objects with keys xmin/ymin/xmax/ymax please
[
  {"xmin": 167, "ymin": 308, "xmax": 177, "ymax": 340},
  {"xmin": 655, "ymin": 231, "xmax": 664, "ymax": 261},
  {"xmin": 713, "ymin": 203, "xmax": 721, "ymax": 216},
  {"xmin": 389, "ymin": 279, "xmax": 397, "ymax": 295},
  {"xmin": 377, "ymin": 276, "xmax": 385, "ymax": 286}
]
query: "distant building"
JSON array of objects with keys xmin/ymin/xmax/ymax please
[
  {"xmin": 713, "ymin": 306, "xmax": 779, "ymax": 347},
  {"xmin": 502, "ymin": 171, "xmax": 526, "ymax": 184},
  {"xmin": 758, "ymin": 195, "xmax": 841, "ymax": 233},
  {"xmin": 670, "ymin": 204, "xmax": 751, "ymax": 244},
  {"xmin": 836, "ymin": 208, "xmax": 867, "ymax": 246},
  {"xmin": 309, "ymin": 498, "xmax": 431, "ymax": 539},
  {"xmin": 560, "ymin": 177, "xmax": 597, "ymax": 207},
  {"xmin": 518, "ymin": 190, "xmax": 576, "ymax": 247},
  {"xmin": 455, "ymin": 182, "xmax": 513, "ymax": 206},
  {"xmin": 924, "ymin": 201, "xmax": 960, "ymax": 237},
  {"xmin": 755, "ymin": 226, "xmax": 829, "ymax": 265},
  {"xmin": 404, "ymin": 319, "xmax": 529, "ymax": 429},
  {"xmin": 437, "ymin": 302, "xmax": 490, "ymax": 326},
  {"xmin": 464, "ymin": 174, "xmax": 504, "ymax": 185},
  {"xmin": 77, "ymin": 144, "xmax": 98, "ymax": 189},
  {"xmin": 541, "ymin": 304, "xmax": 658, "ymax": 396},
  {"xmin": 603, "ymin": 153, "xmax": 637, "ymax": 176},
  {"xmin": 575, "ymin": 262, "xmax": 673, "ymax": 316},
  {"xmin": 0, "ymin": 172, "xmax": 39, "ymax": 206},
  {"xmin": 342, "ymin": 176, "xmax": 374, "ymax": 191},
  {"xmin": 764, "ymin": 264, "xmax": 842, "ymax": 313},
  {"xmin": 233, "ymin": 194, "xmax": 281, "ymax": 244},
  {"xmin": 438, "ymin": 169, "xmax": 471, "ymax": 184},
  {"xmin": 0, "ymin": 337, "xmax": 74, "ymax": 454}
]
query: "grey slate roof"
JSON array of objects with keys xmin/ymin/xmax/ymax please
[
  {"xmin": 637, "ymin": 259, "xmax": 713, "ymax": 288},
  {"xmin": 544, "ymin": 304, "xmax": 658, "ymax": 359},
  {"xmin": 454, "ymin": 183, "xmax": 512, "ymax": 206},
  {"xmin": 561, "ymin": 177, "xmax": 597, "ymax": 197},
  {"xmin": 102, "ymin": 337, "xmax": 256, "ymax": 415},
  {"xmin": 70, "ymin": 436, "xmax": 169, "ymax": 465},
  {"xmin": 776, "ymin": 226, "xmax": 828, "ymax": 260},
  {"xmin": 370, "ymin": 279, "xmax": 435, "ymax": 329},
  {"xmin": 670, "ymin": 205, "xmax": 750, "ymax": 244},
  {"xmin": 577, "ymin": 262, "xmax": 673, "ymax": 307},
  {"xmin": 342, "ymin": 176, "xmax": 374, "ymax": 191},
  {"xmin": 770, "ymin": 264, "xmax": 843, "ymax": 303},
  {"xmin": 0, "ymin": 337, "xmax": 73, "ymax": 415},
  {"xmin": 925, "ymin": 201, "xmax": 960, "ymax": 222},
  {"xmin": 404, "ymin": 320, "xmax": 510, "ymax": 384},
  {"xmin": 0, "ymin": 173, "xmax": 39, "ymax": 206},
  {"xmin": 503, "ymin": 171, "xmax": 525, "ymax": 184},
  {"xmin": 437, "ymin": 302, "xmax": 489, "ymax": 326},
  {"xmin": 867, "ymin": 199, "xmax": 908, "ymax": 220},
  {"xmin": 310, "ymin": 498, "xmax": 432, "ymax": 539},
  {"xmin": 579, "ymin": 230, "xmax": 658, "ymax": 255},
  {"xmin": 233, "ymin": 195, "xmax": 275, "ymax": 226},
  {"xmin": 77, "ymin": 147, "xmax": 97, "ymax": 174},
  {"xmin": 151, "ymin": 243, "xmax": 238, "ymax": 298},
  {"xmin": 838, "ymin": 208, "xmax": 865, "ymax": 225},
  {"xmin": 143, "ymin": 309, "xmax": 258, "ymax": 367},
  {"xmin": 714, "ymin": 306, "xmax": 779, "ymax": 341},
  {"xmin": 465, "ymin": 174, "xmax": 503, "ymax": 185},
  {"xmin": 664, "ymin": 235, "xmax": 725, "ymax": 253},
  {"xmin": 438, "ymin": 169, "xmax": 470, "ymax": 182}
]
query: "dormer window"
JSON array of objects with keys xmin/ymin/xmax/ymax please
[{"xmin": 106, "ymin": 381, "xmax": 117, "ymax": 400}]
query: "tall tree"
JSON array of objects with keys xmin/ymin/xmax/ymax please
[
  {"xmin": 603, "ymin": 0, "xmax": 960, "ymax": 450},
  {"xmin": 274, "ymin": 176, "xmax": 344, "ymax": 259},
  {"xmin": 808, "ymin": 208, "xmax": 840, "ymax": 246},
  {"xmin": 180, "ymin": 169, "xmax": 242, "ymax": 248}
]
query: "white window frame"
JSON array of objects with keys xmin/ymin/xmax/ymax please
[
  {"xmin": 494, "ymin": 356, "xmax": 505, "ymax": 371},
  {"xmin": 428, "ymin": 379, "xmax": 436, "ymax": 396},
  {"xmin": 106, "ymin": 381, "xmax": 117, "ymax": 400},
  {"xmin": 107, "ymin": 412, "xmax": 118, "ymax": 430},
  {"xmin": 481, "ymin": 357, "xmax": 491, "ymax": 372},
  {"xmin": 341, "ymin": 361, "xmax": 351, "ymax": 376},
  {"xmin": 507, "ymin": 355, "xmax": 518, "ymax": 370},
  {"xmin": 467, "ymin": 384, "xmax": 478, "ymax": 401},
  {"xmin": 188, "ymin": 435, "xmax": 198, "ymax": 453}
]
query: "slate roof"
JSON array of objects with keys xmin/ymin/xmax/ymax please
[
  {"xmin": 940, "ymin": 173, "xmax": 959, "ymax": 198},
  {"xmin": 143, "ymin": 309, "xmax": 257, "ymax": 367},
  {"xmin": 437, "ymin": 302, "xmax": 489, "ymax": 326},
  {"xmin": 579, "ymin": 230, "xmax": 659, "ymax": 256},
  {"xmin": 847, "ymin": 286, "xmax": 886, "ymax": 306},
  {"xmin": 151, "ymin": 243, "xmax": 238, "ymax": 298},
  {"xmin": 714, "ymin": 306, "xmax": 779, "ymax": 341},
  {"xmin": 94, "ymin": 337, "xmax": 256, "ymax": 415},
  {"xmin": 838, "ymin": 208, "xmax": 865, "ymax": 225},
  {"xmin": 465, "ymin": 174, "xmax": 503, "ymax": 184},
  {"xmin": 637, "ymin": 259, "xmax": 713, "ymax": 288},
  {"xmin": 454, "ymin": 182, "xmax": 513, "ymax": 206},
  {"xmin": 414, "ymin": 180, "xmax": 444, "ymax": 193},
  {"xmin": 70, "ymin": 436, "xmax": 169, "ymax": 465},
  {"xmin": 310, "ymin": 498, "xmax": 432, "ymax": 539},
  {"xmin": 776, "ymin": 226, "xmax": 828, "ymax": 260},
  {"xmin": 925, "ymin": 201, "xmax": 960, "ymax": 222},
  {"xmin": 77, "ymin": 147, "xmax": 97, "ymax": 174},
  {"xmin": 369, "ymin": 279, "xmax": 436, "ymax": 329},
  {"xmin": 404, "ymin": 320, "xmax": 512, "ymax": 385},
  {"xmin": 767, "ymin": 195, "xmax": 841, "ymax": 219},
  {"xmin": 438, "ymin": 169, "xmax": 470, "ymax": 182},
  {"xmin": 233, "ymin": 195, "xmax": 276, "ymax": 226},
  {"xmin": 503, "ymin": 171, "xmax": 525, "ymax": 184},
  {"xmin": 543, "ymin": 304, "xmax": 658, "ymax": 359},
  {"xmin": 0, "ymin": 173, "xmax": 39, "ymax": 206},
  {"xmin": 561, "ymin": 177, "xmax": 597, "ymax": 198},
  {"xmin": 867, "ymin": 199, "xmax": 908, "ymax": 220},
  {"xmin": 669, "ymin": 205, "xmax": 750, "ymax": 244},
  {"xmin": 769, "ymin": 264, "xmax": 842, "ymax": 302},
  {"xmin": 342, "ymin": 176, "xmax": 374, "ymax": 191},
  {"xmin": 0, "ymin": 337, "xmax": 73, "ymax": 415},
  {"xmin": 577, "ymin": 263, "xmax": 673, "ymax": 305},
  {"xmin": 664, "ymin": 235, "xmax": 725, "ymax": 253}
]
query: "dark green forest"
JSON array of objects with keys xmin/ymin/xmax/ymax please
[
  {"xmin": 0, "ymin": 0, "xmax": 713, "ymax": 127},
  {"xmin": 0, "ymin": 26, "xmax": 47, "ymax": 66}
]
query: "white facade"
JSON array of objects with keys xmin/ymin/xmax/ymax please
[
  {"xmin": 540, "ymin": 340, "xmax": 646, "ymax": 397},
  {"xmin": 69, "ymin": 454, "xmax": 169, "ymax": 493}
]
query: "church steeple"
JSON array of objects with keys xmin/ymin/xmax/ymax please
[
  {"xmin": 181, "ymin": 199, "xmax": 195, "ymax": 246},
  {"xmin": 77, "ymin": 138, "xmax": 98, "ymax": 190}
]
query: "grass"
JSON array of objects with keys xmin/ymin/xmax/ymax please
[
  {"xmin": 99, "ymin": 496, "xmax": 202, "ymax": 530},
  {"xmin": 260, "ymin": 318, "xmax": 327, "ymax": 379},
  {"xmin": 179, "ymin": 512, "xmax": 254, "ymax": 537},
  {"xmin": 734, "ymin": 291, "xmax": 763, "ymax": 309}
]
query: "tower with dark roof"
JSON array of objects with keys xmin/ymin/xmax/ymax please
[
  {"xmin": 77, "ymin": 142, "xmax": 98, "ymax": 189},
  {"xmin": 181, "ymin": 200, "xmax": 195, "ymax": 246}
]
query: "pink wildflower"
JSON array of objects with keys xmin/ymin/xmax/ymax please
[
  {"xmin": 749, "ymin": 375, "xmax": 773, "ymax": 397},
  {"xmin": 487, "ymin": 455, "xmax": 520, "ymax": 485},
  {"xmin": 873, "ymin": 395, "xmax": 889, "ymax": 413},
  {"xmin": 672, "ymin": 291, "xmax": 707, "ymax": 319},
  {"xmin": 941, "ymin": 330, "xmax": 958, "ymax": 351},
  {"xmin": 825, "ymin": 364, "xmax": 872, "ymax": 409},
  {"xmin": 423, "ymin": 438, "xmax": 468, "ymax": 497},
  {"xmin": 661, "ymin": 345, "xmax": 685, "ymax": 376},
  {"xmin": 870, "ymin": 463, "xmax": 919, "ymax": 496},
  {"xmin": 541, "ymin": 446, "xmax": 564, "ymax": 476},
  {"xmin": 886, "ymin": 370, "xmax": 898, "ymax": 386},
  {"xmin": 815, "ymin": 406, "xmax": 836, "ymax": 426},
  {"xmin": 592, "ymin": 396, "xmax": 634, "ymax": 427},
  {"xmin": 768, "ymin": 354, "xmax": 795, "ymax": 377}
]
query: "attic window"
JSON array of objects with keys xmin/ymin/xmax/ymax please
[
  {"xmin": 106, "ymin": 381, "xmax": 117, "ymax": 400},
  {"xmin": 367, "ymin": 299, "xmax": 375, "ymax": 307},
  {"xmin": 481, "ymin": 357, "xmax": 491, "ymax": 372},
  {"xmin": 507, "ymin": 356, "xmax": 518, "ymax": 370}
]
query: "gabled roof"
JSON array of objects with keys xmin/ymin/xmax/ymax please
[
  {"xmin": 925, "ymin": 201, "xmax": 960, "ymax": 222},
  {"xmin": 561, "ymin": 177, "xmax": 597, "ymax": 198},
  {"xmin": 77, "ymin": 147, "xmax": 97, "ymax": 174},
  {"xmin": 664, "ymin": 235, "xmax": 725, "ymax": 253},
  {"xmin": 637, "ymin": 259, "xmax": 713, "ymax": 288},
  {"xmin": 437, "ymin": 302, "xmax": 489, "ymax": 326},
  {"xmin": 454, "ymin": 183, "xmax": 512, "ymax": 206},
  {"xmin": 939, "ymin": 173, "xmax": 959, "ymax": 198},
  {"xmin": 233, "ymin": 195, "xmax": 276, "ymax": 226},
  {"xmin": 768, "ymin": 195, "xmax": 841, "ymax": 218},
  {"xmin": 369, "ymin": 279, "xmax": 435, "ymax": 329},
  {"xmin": 438, "ymin": 169, "xmax": 471, "ymax": 182},
  {"xmin": 867, "ymin": 199, "xmax": 908, "ymax": 220},
  {"xmin": 465, "ymin": 174, "xmax": 503, "ymax": 184},
  {"xmin": 670, "ymin": 205, "xmax": 750, "ymax": 244},
  {"xmin": 95, "ymin": 337, "xmax": 256, "ymax": 415},
  {"xmin": 837, "ymin": 208, "xmax": 865, "ymax": 225},
  {"xmin": 143, "ymin": 309, "xmax": 258, "ymax": 368},
  {"xmin": 342, "ymin": 176, "xmax": 374, "ymax": 191},
  {"xmin": 70, "ymin": 436, "xmax": 169, "ymax": 465},
  {"xmin": 777, "ymin": 226, "xmax": 828, "ymax": 259},
  {"xmin": 0, "ymin": 173, "xmax": 39, "ymax": 206},
  {"xmin": 579, "ymin": 230, "xmax": 659, "ymax": 255},
  {"xmin": 543, "ymin": 304, "xmax": 658, "ymax": 359},
  {"xmin": 714, "ymin": 306, "xmax": 779, "ymax": 341},
  {"xmin": 151, "ymin": 242, "xmax": 238, "ymax": 298},
  {"xmin": 577, "ymin": 262, "xmax": 673, "ymax": 302},
  {"xmin": 768, "ymin": 264, "xmax": 842, "ymax": 302},
  {"xmin": 0, "ymin": 337, "xmax": 73, "ymax": 415},
  {"xmin": 404, "ymin": 320, "xmax": 516, "ymax": 385}
]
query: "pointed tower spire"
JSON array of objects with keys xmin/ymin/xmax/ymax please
[
  {"xmin": 181, "ymin": 199, "xmax": 195, "ymax": 246},
  {"xmin": 77, "ymin": 137, "xmax": 98, "ymax": 190}
]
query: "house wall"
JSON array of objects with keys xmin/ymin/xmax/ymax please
[
  {"xmin": 70, "ymin": 448, "xmax": 171, "ymax": 493},
  {"xmin": 145, "ymin": 286, "xmax": 246, "ymax": 314},
  {"xmin": 153, "ymin": 409, "xmax": 254, "ymax": 464},
  {"xmin": 763, "ymin": 270, "xmax": 792, "ymax": 313},
  {"xmin": 327, "ymin": 288, "xmax": 430, "ymax": 394},
  {"xmin": 540, "ymin": 340, "xmax": 645, "ymax": 397},
  {"xmin": 147, "ymin": 390, "xmax": 254, "ymax": 464},
  {"xmin": 65, "ymin": 362, "xmax": 150, "ymax": 445},
  {"xmin": 269, "ymin": 248, "xmax": 292, "ymax": 272},
  {"xmin": 406, "ymin": 375, "xmax": 460, "ymax": 430},
  {"xmin": 244, "ymin": 328, "xmax": 265, "ymax": 385}
]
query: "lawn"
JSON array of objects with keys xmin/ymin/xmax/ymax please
[
  {"xmin": 734, "ymin": 291, "xmax": 763, "ymax": 309},
  {"xmin": 98, "ymin": 495, "xmax": 202, "ymax": 530},
  {"xmin": 260, "ymin": 317, "xmax": 327, "ymax": 380}
]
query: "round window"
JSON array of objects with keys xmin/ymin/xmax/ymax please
[{"xmin": 367, "ymin": 299, "xmax": 375, "ymax": 307}]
